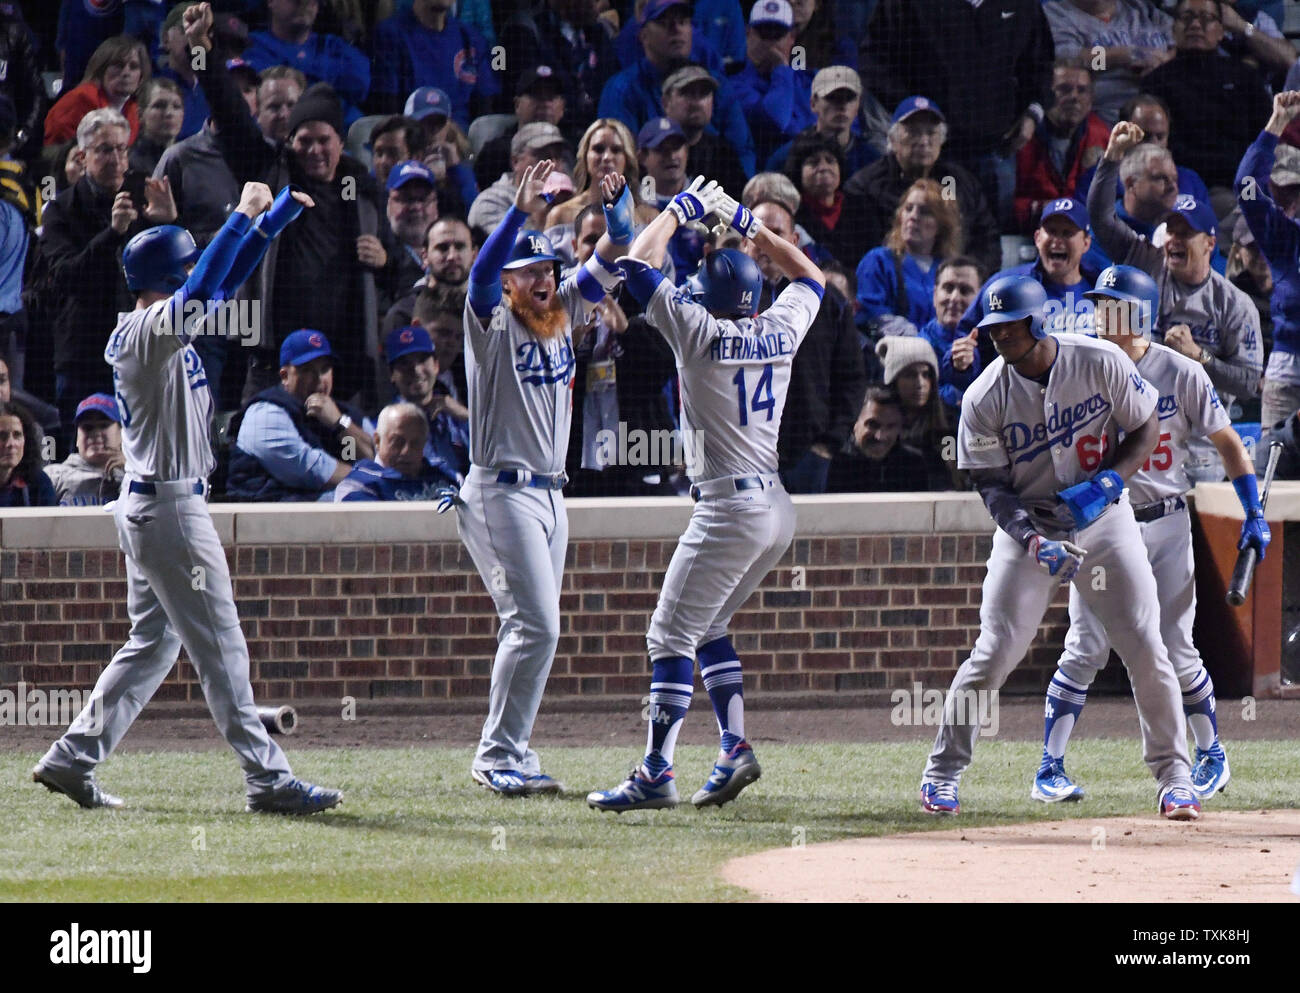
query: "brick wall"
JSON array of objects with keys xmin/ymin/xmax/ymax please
[{"xmin": 0, "ymin": 497, "xmax": 1083, "ymax": 703}]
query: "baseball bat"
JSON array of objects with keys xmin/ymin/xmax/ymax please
[
  {"xmin": 257, "ymin": 704, "xmax": 297, "ymax": 735},
  {"xmin": 1226, "ymin": 440, "xmax": 1282, "ymax": 606}
]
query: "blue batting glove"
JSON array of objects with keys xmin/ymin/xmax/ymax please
[
  {"xmin": 1057, "ymin": 469, "xmax": 1124, "ymax": 529},
  {"xmin": 1231, "ymin": 471, "xmax": 1270, "ymax": 557},
  {"xmin": 434, "ymin": 485, "xmax": 463, "ymax": 514},
  {"xmin": 602, "ymin": 182, "xmax": 636, "ymax": 244},
  {"xmin": 254, "ymin": 185, "xmax": 307, "ymax": 239},
  {"xmin": 1029, "ymin": 534, "xmax": 1088, "ymax": 584}
]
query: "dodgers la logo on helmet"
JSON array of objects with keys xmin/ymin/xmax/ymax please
[
  {"xmin": 989, "ymin": 292, "xmax": 1004, "ymax": 311},
  {"xmin": 1100, "ymin": 268, "xmax": 1118, "ymax": 288}
]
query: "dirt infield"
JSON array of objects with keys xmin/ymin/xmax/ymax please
[{"xmin": 722, "ymin": 809, "xmax": 1300, "ymax": 902}]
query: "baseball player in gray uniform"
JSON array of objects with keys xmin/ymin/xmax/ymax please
[
  {"xmin": 34, "ymin": 182, "xmax": 343, "ymax": 814},
  {"xmin": 587, "ymin": 179, "xmax": 826, "ymax": 812},
  {"xmin": 1088, "ymin": 121, "xmax": 1263, "ymax": 484},
  {"xmin": 920, "ymin": 271, "xmax": 1200, "ymax": 820},
  {"xmin": 1034, "ymin": 265, "xmax": 1269, "ymax": 805},
  {"xmin": 454, "ymin": 160, "xmax": 636, "ymax": 796}
]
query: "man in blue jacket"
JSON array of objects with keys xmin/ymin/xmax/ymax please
[
  {"xmin": 335, "ymin": 402, "xmax": 458, "ymax": 501},
  {"xmin": 598, "ymin": 0, "xmax": 757, "ymax": 177},
  {"xmin": 1237, "ymin": 91, "xmax": 1300, "ymax": 447},
  {"xmin": 729, "ymin": 0, "xmax": 814, "ymax": 170}
]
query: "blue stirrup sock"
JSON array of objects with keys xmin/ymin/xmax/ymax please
[
  {"xmin": 1041, "ymin": 671, "xmax": 1089, "ymax": 772},
  {"xmin": 643, "ymin": 655, "xmax": 693, "ymax": 778},
  {"xmin": 1182, "ymin": 668, "xmax": 1223, "ymax": 757},
  {"xmin": 698, "ymin": 636, "xmax": 745, "ymax": 753}
]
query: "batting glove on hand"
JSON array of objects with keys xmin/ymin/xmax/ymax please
[
  {"xmin": 1238, "ymin": 510, "xmax": 1271, "ymax": 558},
  {"xmin": 713, "ymin": 190, "xmax": 763, "ymax": 239},
  {"xmin": 1029, "ymin": 535, "xmax": 1088, "ymax": 584},
  {"xmin": 1056, "ymin": 469, "xmax": 1124, "ymax": 530},
  {"xmin": 434, "ymin": 485, "xmax": 463, "ymax": 514},
  {"xmin": 667, "ymin": 176, "xmax": 723, "ymax": 226}
]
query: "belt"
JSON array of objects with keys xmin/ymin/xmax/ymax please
[
  {"xmin": 1133, "ymin": 495, "xmax": 1186, "ymax": 523},
  {"xmin": 494, "ymin": 469, "xmax": 568, "ymax": 490},
  {"xmin": 128, "ymin": 479, "xmax": 208, "ymax": 498},
  {"xmin": 689, "ymin": 473, "xmax": 779, "ymax": 502}
]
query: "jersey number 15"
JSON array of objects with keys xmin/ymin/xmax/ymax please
[{"xmin": 733, "ymin": 364, "xmax": 776, "ymax": 427}]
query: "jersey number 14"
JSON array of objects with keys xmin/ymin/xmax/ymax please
[{"xmin": 733, "ymin": 364, "xmax": 776, "ymax": 426}]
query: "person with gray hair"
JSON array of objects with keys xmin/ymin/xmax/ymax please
[
  {"xmin": 40, "ymin": 105, "xmax": 178, "ymax": 444},
  {"xmin": 334, "ymin": 401, "xmax": 458, "ymax": 501},
  {"xmin": 1114, "ymin": 141, "xmax": 1181, "ymax": 242}
]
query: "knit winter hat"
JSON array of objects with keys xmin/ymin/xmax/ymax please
[
  {"xmin": 876, "ymin": 334, "xmax": 938, "ymax": 386},
  {"xmin": 287, "ymin": 83, "xmax": 344, "ymax": 139}
]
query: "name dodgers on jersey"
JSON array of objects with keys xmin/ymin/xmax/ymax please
[{"xmin": 1004, "ymin": 392, "xmax": 1112, "ymax": 464}]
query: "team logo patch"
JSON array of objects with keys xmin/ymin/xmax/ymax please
[
  {"xmin": 1175, "ymin": 194, "xmax": 1197, "ymax": 211},
  {"xmin": 988, "ymin": 292, "xmax": 1003, "ymax": 311},
  {"xmin": 1130, "ymin": 371, "xmax": 1146, "ymax": 394},
  {"xmin": 454, "ymin": 48, "xmax": 478, "ymax": 86},
  {"xmin": 966, "ymin": 434, "xmax": 1000, "ymax": 453},
  {"xmin": 1100, "ymin": 269, "xmax": 1118, "ymax": 287},
  {"xmin": 1053, "ymin": 198, "xmax": 1075, "ymax": 212},
  {"xmin": 399, "ymin": 329, "xmax": 414, "ymax": 344},
  {"xmin": 309, "ymin": 333, "xmax": 323, "ymax": 348}
]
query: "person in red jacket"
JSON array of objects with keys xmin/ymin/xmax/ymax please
[
  {"xmin": 44, "ymin": 35, "xmax": 149, "ymax": 148},
  {"xmin": 1014, "ymin": 58, "xmax": 1110, "ymax": 235}
]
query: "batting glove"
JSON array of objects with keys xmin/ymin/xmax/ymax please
[
  {"xmin": 434, "ymin": 485, "xmax": 463, "ymax": 514},
  {"xmin": 1028, "ymin": 535, "xmax": 1088, "ymax": 584},
  {"xmin": 667, "ymin": 176, "xmax": 723, "ymax": 226},
  {"xmin": 1056, "ymin": 469, "xmax": 1124, "ymax": 530},
  {"xmin": 1231, "ymin": 472, "xmax": 1270, "ymax": 557},
  {"xmin": 713, "ymin": 190, "xmax": 763, "ymax": 239}
]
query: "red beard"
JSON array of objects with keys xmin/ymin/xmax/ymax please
[{"xmin": 505, "ymin": 287, "xmax": 568, "ymax": 340}]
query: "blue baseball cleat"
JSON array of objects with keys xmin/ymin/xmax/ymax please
[
  {"xmin": 920, "ymin": 781, "xmax": 959, "ymax": 815},
  {"xmin": 587, "ymin": 764, "xmax": 679, "ymax": 812},
  {"xmin": 1190, "ymin": 748, "xmax": 1230, "ymax": 801},
  {"xmin": 1031, "ymin": 759, "xmax": 1085, "ymax": 803},
  {"xmin": 521, "ymin": 773, "xmax": 564, "ymax": 796},
  {"xmin": 1158, "ymin": 785, "xmax": 1201, "ymax": 821},
  {"xmin": 472, "ymin": 768, "xmax": 530, "ymax": 796},
  {"xmin": 246, "ymin": 778, "xmax": 342, "ymax": 815},
  {"xmin": 692, "ymin": 740, "xmax": 761, "ymax": 808}
]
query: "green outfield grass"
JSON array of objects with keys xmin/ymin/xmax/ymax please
[{"xmin": 2, "ymin": 740, "xmax": 1297, "ymax": 902}]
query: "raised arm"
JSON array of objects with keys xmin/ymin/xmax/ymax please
[
  {"xmin": 1087, "ymin": 122, "xmax": 1147, "ymax": 268},
  {"xmin": 1237, "ymin": 92, "xmax": 1300, "ymax": 268}
]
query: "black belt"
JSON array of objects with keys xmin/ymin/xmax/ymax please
[
  {"xmin": 689, "ymin": 475, "xmax": 765, "ymax": 502},
  {"xmin": 1133, "ymin": 496, "xmax": 1186, "ymax": 523},
  {"xmin": 128, "ymin": 480, "xmax": 207, "ymax": 496},
  {"xmin": 495, "ymin": 469, "xmax": 567, "ymax": 490}
]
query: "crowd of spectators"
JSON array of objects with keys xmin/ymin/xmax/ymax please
[{"xmin": 0, "ymin": 0, "xmax": 1297, "ymax": 505}]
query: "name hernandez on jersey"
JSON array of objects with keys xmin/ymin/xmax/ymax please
[
  {"xmin": 1120, "ymin": 342, "xmax": 1231, "ymax": 505},
  {"xmin": 105, "ymin": 293, "xmax": 218, "ymax": 482},
  {"xmin": 642, "ymin": 277, "xmax": 820, "ymax": 481},
  {"xmin": 462, "ymin": 274, "xmax": 593, "ymax": 476},
  {"xmin": 958, "ymin": 335, "xmax": 1157, "ymax": 534}
]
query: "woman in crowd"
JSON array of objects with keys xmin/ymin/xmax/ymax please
[
  {"xmin": 128, "ymin": 78, "xmax": 185, "ymax": 176},
  {"xmin": 542, "ymin": 119, "xmax": 656, "ymax": 233},
  {"xmin": 874, "ymin": 336, "xmax": 957, "ymax": 490},
  {"xmin": 44, "ymin": 35, "xmax": 151, "ymax": 147},
  {"xmin": 855, "ymin": 178, "xmax": 962, "ymax": 337},
  {"xmin": 0, "ymin": 400, "xmax": 56, "ymax": 507},
  {"xmin": 785, "ymin": 130, "xmax": 870, "ymax": 270}
]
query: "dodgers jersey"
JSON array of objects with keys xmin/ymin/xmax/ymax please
[
  {"xmin": 105, "ymin": 295, "xmax": 217, "ymax": 482},
  {"xmin": 959, "ymin": 335, "xmax": 1157, "ymax": 534},
  {"xmin": 463, "ymin": 275, "xmax": 594, "ymax": 475},
  {"xmin": 642, "ymin": 277, "xmax": 821, "ymax": 480},
  {"xmin": 1126, "ymin": 341, "xmax": 1231, "ymax": 505}
]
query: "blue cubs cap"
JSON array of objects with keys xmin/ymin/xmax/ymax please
[
  {"xmin": 749, "ymin": 0, "xmax": 794, "ymax": 28},
  {"xmin": 385, "ymin": 325, "xmax": 435, "ymax": 365},
  {"xmin": 1039, "ymin": 196, "xmax": 1088, "ymax": 232},
  {"xmin": 280, "ymin": 329, "xmax": 333, "ymax": 367},
  {"xmin": 891, "ymin": 95, "xmax": 945, "ymax": 125},
  {"xmin": 386, "ymin": 159, "xmax": 438, "ymax": 192},
  {"xmin": 640, "ymin": 0, "xmax": 690, "ymax": 27},
  {"xmin": 75, "ymin": 393, "xmax": 121, "ymax": 424},
  {"xmin": 637, "ymin": 116, "xmax": 687, "ymax": 149},
  {"xmin": 403, "ymin": 86, "xmax": 452, "ymax": 123},
  {"xmin": 1163, "ymin": 194, "xmax": 1217, "ymax": 237}
]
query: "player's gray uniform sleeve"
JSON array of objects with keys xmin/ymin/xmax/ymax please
[
  {"xmin": 1105, "ymin": 347, "xmax": 1159, "ymax": 432},
  {"xmin": 1202, "ymin": 286, "xmax": 1264, "ymax": 400},
  {"xmin": 757, "ymin": 281, "xmax": 822, "ymax": 350},
  {"xmin": 642, "ymin": 278, "xmax": 722, "ymax": 362},
  {"xmin": 1185, "ymin": 361, "xmax": 1233, "ymax": 437},
  {"xmin": 107, "ymin": 295, "xmax": 203, "ymax": 371},
  {"xmin": 956, "ymin": 383, "xmax": 1008, "ymax": 471},
  {"xmin": 1088, "ymin": 157, "xmax": 1163, "ymax": 278}
]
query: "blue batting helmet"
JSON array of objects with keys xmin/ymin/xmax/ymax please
[
  {"xmin": 694, "ymin": 249, "xmax": 763, "ymax": 318},
  {"xmin": 122, "ymin": 224, "xmax": 201, "ymax": 294},
  {"xmin": 503, "ymin": 229, "xmax": 563, "ymax": 286},
  {"xmin": 1085, "ymin": 265, "xmax": 1159, "ymax": 335},
  {"xmin": 976, "ymin": 274, "xmax": 1048, "ymax": 340}
]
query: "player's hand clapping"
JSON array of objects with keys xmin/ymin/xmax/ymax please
[
  {"xmin": 1104, "ymin": 121, "xmax": 1144, "ymax": 162},
  {"xmin": 667, "ymin": 175, "xmax": 725, "ymax": 227},
  {"xmin": 713, "ymin": 188, "xmax": 762, "ymax": 240},
  {"xmin": 110, "ymin": 191, "xmax": 137, "ymax": 234}
]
